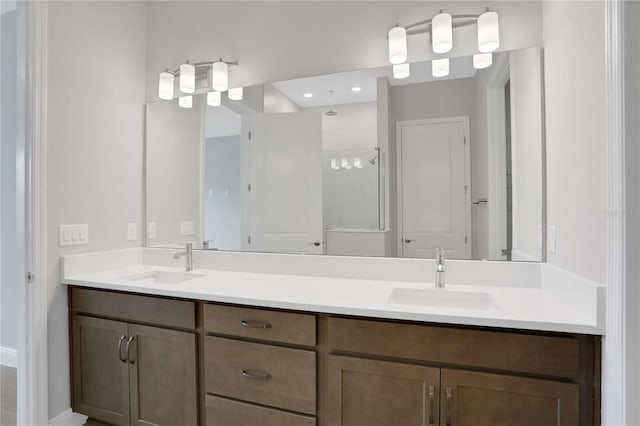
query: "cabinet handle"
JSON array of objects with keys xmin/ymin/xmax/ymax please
[
  {"xmin": 117, "ymin": 335, "xmax": 127, "ymax": 363},
  {"xmin": 240, "ymin": 320, "xmax": 272, "ymax": 329},
  {"xmin": 428, "ymin": 384, "xmax": 435, "ymax": 425},
  {"xmin": 445, "ymin": 387, "xmax": 453, "ymax": 426},
  {"xmin": 126, "ymin": 336, "xmax": 135, "ymax": 364},
  {"xmin": 241, "ymin": 369, "xmax": 272, "ymax": 380}
]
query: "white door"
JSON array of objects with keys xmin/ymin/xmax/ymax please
[
  {"xmin": 397, "ymin": 117, "xmax": 471, "ymax": 259},
  {"xmin": 245, "ymin": 112, "xmax": 323, "ymax": 254}
]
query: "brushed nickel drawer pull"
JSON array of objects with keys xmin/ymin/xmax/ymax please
[
  {"xmin": 240, "ymin": 320, "xmax": 272, "ymax": 329},
  {"xmin": 241, "ymin": 369, "xmax": 272, "ymax": 380},
  {"xmin": 117, "ymin": 335, "xmax": 127, "ymax": 363},
  {"xmin": 445, "ymin": 387, "xmax": 453, "ymax": 426},
  {"xmin": 126, "ymin": 336, "xmax": 135, "ymax": 364},
  {"xmin": 428, "ymin": 384, "xmax": 435, "ymax": 425}
]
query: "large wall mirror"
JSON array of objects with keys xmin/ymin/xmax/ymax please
[{"xmin": 145, "ymin": 47, "xmax": 545, "ymax": 262}]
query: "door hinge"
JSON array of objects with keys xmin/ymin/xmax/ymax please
[
  {"xmin": 26, "ymin": 272, "xmax": 35, "ymax": 283},
  {"xmin": 465, "ymin": 236, "xmax": 468, "ymax": 244},
  {"xmin": 464, "ymin": 185, "xmax": 468, "ymax": 194},
  {"xmin": 247, "ymin": 236, "xmax": 251, "ymax": 244},
  {"xmin": 247, "ymin": 183, "xmax": 251, "ymax": 192},
  {"xmin": 248, "ymin": 131, "xmax": 252, "ymax": 140},
  {"xmin": 464, "ymin": 137, "xmax": 467, "ymax": 145}
]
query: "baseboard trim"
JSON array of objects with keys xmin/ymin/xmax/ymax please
[
  {"xmin": 49, "ymin": 409, "xmax": 88, "ymax": 426},
  {"xmin": 0, "ymin": 346, "xmax": 17, "ymax": 368}
]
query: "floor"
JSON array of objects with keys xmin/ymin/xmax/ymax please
[{"xmin": 1, "ymin": 366, "xmax": 16, "ymax": 426}]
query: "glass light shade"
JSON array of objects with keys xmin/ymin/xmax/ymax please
[
  {"xmin": 353, "ymin": 157, "xmax": 363, "ymax": 169},
  {"xmin": 178, "ymin": 96, "xmax": 192, "ymax": 108},
  {"xmin": 393, "ymin": 63, "xmax": 410, "ymax": 79},
  {"xmin": 207, "ymin": 91, "xmax": 221, "ymax": 107},
  {"xmin": 211, "ymin": 61, "xmax": 229, "ymax": 92},
  {"xmin": 331, "ymin": 158, "xmax": 339, "ymax": 170},
  {"xmin": 179, "ymin": 63, "xmax": 195, "ymax": 94},
  {"xmin": 158, "ymin": 71, "xmax": 174, "ymax": 100},
  {"xmin": 432, "ymin": 58, "xmax": 450, "ymax": 77},
  {"xmin": 478, "ymin": 11, "xmax": 500, "ymax": 53},
  {"xmin": 432, "ymin": 12, "xmax": 453, "ymax": 54},
  {"xmin": 341, "ymin": 157, "xmax": 349, "ymax": 169},
  {"xmin": 228, "ymin": 87, "xmax": 243, "ymax": 100},
  {"xmin": 473, "ymin": 52, "xmax": 493, "ymax": 69},
  {"xmin": 388, "ymin": 26, "xmax": 407, "ymax": 64}
]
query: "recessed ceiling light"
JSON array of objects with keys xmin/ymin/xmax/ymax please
[
  {"xmin": 304, "ymin": 93, "xmax": 313, "ymax": 98},
  {"xmin": 351, "ymin": 86, "xmax": 362, "ymax": 92}
]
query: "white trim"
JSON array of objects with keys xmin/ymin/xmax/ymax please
[
  {"xmin": 49, "ymin": 409, "xmax": 88, "ymax": 426},
  {"xmin": 486, "ymin": 53, "xmax": 510, "ymax": 261},
  {"xmin": 0, "ymin": 346, "xmax": 17, "ymax": 368},
  {"xmin": 603, "ymin": 1, "xmax": 626, "ymax": 426},
  {"xmin": 17, "ymin": 1, "xmax": 49, "ymax": 425},
  {"xmin": 395, "ymin": 117, "xmax": 472, "ymax": 259}
]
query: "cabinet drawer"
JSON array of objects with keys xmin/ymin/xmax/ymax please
[
  {"xmin": 205, "ymin": 336, "xmax": 316, "ymax": 415},
  {"xmin": 328, "ymin": 317, "xmax": 580, "ymax": 380},
  {"xmin": 203, "ymin": 304, "xmax": 316, "ymax": 346},
  {"xmin": 206, "ymin": 395, "xmax": 315, "ymax": 426},
  {"xmin": 71, "ymin": 287, "xmax": 196, "ymax": 329}
]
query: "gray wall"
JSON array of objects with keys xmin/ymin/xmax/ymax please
[
  {"xmin": 46, "ymin": 1, "xmax": 147, "ymax": 418},
  {"xmin": 1, "ymin": 10, "xmax": 17, "ymax": 354},
  {"xmin": 204, "ymin": 136, "xmax": 241, "ymax": 251}
]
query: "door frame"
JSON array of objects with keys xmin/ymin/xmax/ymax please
[{"xmin": 396, "ymin": 116, "xmax": 472, "ymax": 258}]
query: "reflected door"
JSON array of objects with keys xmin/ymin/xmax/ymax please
[
  {"xmin": 398, "ymin": 117, "xmax": 471, "ymax": 259},
  {"xmin": 245, "ymin": 112, "xmax": 323, "ymax": 254}
]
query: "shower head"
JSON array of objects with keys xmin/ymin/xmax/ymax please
[
  {"xmin": 368, "ymin": 156, "xmax": 378, "ymax": 165},
  {"xmin": 325, "ymin": 90, "xmax": 338, "ymax": 116}
]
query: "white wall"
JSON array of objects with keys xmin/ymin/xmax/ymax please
[
  {"xmin": 146, "ymin": 99, "xmax": 202, "ymax": 246},
  {"xmin": 542, "ymin": 1, "xmax": 606, "ymax": 283},
  {"xmin": 145, "ymin": 1, "xmax": 542, "ymax": 102},
  {"xmin": 308, "ymin": 102, "xmax": 378, "ymax": 151},
  {"xmin": 46, "ymin": 1, "xmax": 147, "ymax": 418},
  {"xmin": 1, "ymin": 9, "xmax": 17, "ymax": 356},
  {"xmin": 263, "ymin": 83, "xmax": 301, "ymax": 113}
]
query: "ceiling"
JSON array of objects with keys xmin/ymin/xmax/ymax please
[{"xmin": 272, "ymin": 57, "xmax": 477, "ymax": 108}]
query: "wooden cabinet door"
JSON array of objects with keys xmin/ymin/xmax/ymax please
[
  {"xmin": 127, "ymin": 324, "xmax": 197, "ymax": 426},
  {"xmin": 72, "ymin": 315, "xmax": 130, "ymax": 426},
  {"xmin": 328, "ymin": 355, "xmax": 440, "ymax": 426},
  {"xmin": 440, "ymin": 369, "xmax": 579, "ymax": 426}
]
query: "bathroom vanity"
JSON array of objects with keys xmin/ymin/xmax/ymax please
[{"xmin": 62, "ymin": 248, "xmax": 603, "ymax": 426}]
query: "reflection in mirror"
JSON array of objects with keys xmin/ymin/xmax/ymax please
[{"xmin": 145, "ymin": 47, "xmax": 544, "ymax": 262}]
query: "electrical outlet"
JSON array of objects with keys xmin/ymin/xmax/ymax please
[
  {"xmin": 59, "ymin": 224, "xmax": 89, "ymax": 246},
  {"xmin": 147, "ymin": 222, "xmax": 157, "ymax": 239},
  {"xmin": 126, "ymin": 223, "xmax": 137, "ymax": 241}
]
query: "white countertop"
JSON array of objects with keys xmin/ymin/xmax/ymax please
[{"xmin": 61, "ymin": 249, "xmax": 605, "ymax": 335}]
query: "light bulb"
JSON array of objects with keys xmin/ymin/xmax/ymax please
[
  {"xmin": 158, "ymin": 71, "xmax": 174, "ymax": 100},
  {"xmin": 331, "ymin": 159, "xmax": 339, "ymax": 170},
  {"xmin": 179, "ymin": 62, "xmax": 195, "ymax": 94},
  {"xmin": 432, "ymin": 12, "xmax": 453, "ymax": 54},
  {"xmin": 211, "ymin": 61, "xmax": 229, "ymax": 92},
  {"xmin": 207, "ymin": 91, "xmax": 221, "ymax": 107},
  {"xmin": 432, "ymin": 58, "xmax": 450, "ymax": 77},
  {"xmin": 473, "ymin": 52, "xmax": 493, "ymax": 69},
  {"xmin": 393, "ymin": 63, "xmax": 410, "ymax": 79},
  {"xmin": 341, "ymin": 157, "xmax": 349, "ymax": 169},
  {"xmin": 178, "ymin": 96, "xmax": 192, "ymax": 108},
  {"xmin": 478, "ymin": 10, "xmax": 500, "ymax": 53},
  {"xmin": 388, "ymin": 26, "xmax": 407, "ymax": 65},
  {"xmin": 353, "ymin": 158, "xmax": 363, "ymax": 169},
  {"xmin": 228, "ymin": 87, "xmax": 243, "ymax": 100}
]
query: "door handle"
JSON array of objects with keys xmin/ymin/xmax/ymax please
[
  {"xmin": 445, "ymin": 387, "xmax": 453, "ymax": 426},
  {"xmin": 125, "ymin": 336, "xmax": 135, "ymax": 364},
  {"xmin": 404, "ymin": 239, "xmax": 416, "ymax": 243},
  {"xmin": 307, "ymin": 241, "xmax": 321, "ymax": 247},
  {"xmin": 241, "ymin": 369, "xmax": 272, "ymax": 380},
  {"xmin": 240, "ymin": 320, "xmax": 272, "ymax": 329},
  {"xmin": 428, "ymin": 384, "xmax": 435, "ymax": 425},
  {"xmin": 117, "ymin": 335, "xmax": 127, "ymax": 363}
]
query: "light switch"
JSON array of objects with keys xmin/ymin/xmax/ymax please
[
  {"xmin": 548, "ymin": 225, "xmax": 557, "ymax": 254},
  {"xmin": 147, "ymin": 222, "xmax": 157, "ymax": 240},
  {"xmin": 126, "ymin": 223, "xmax": 137, "ymax": 241},
  {"xmin": 59, "ymin": 224, "xmax": 89, "ymax": 247},
  {"xmin": 180, "ymin": 221, "xmax": 196, "ymax": 236}
]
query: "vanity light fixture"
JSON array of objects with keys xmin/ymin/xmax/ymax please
[
  {"xmin": 432, "ymin": 11, "xmax": 453, "ymax": 54},
  {"xmin": 351, "ymin": 86, "xmax": 362, "ymax": 92},
  {"xmin": 353, "ymin": 157, "xmax": 363, "ymax": 169},
  {"xmin": 393, "ymin": 63, "xmax": 410, "ymax": 79},
  {"xmin": 178, "ymin": 95, "xmax": 193, "ymax": 108},
  {"xmin": 387, "ymin": 8, "xmax": 499, "ymax": 62},
  {"xmin": 432, "ymin": 58, "xmax": 450, "ymax": 77},
  {"xmin": 388, "ymin": 26, "xmax": 407, "ymax": 64},
  {"xmin": 158, "ymin": 70, "xmax": 175, "ymax": 100},
  {"xmin": 340, "ymin": 157, "xmax": 349, "ymax": 169},
  {"xmin": 304, "ymin": 93, "xmax": 313, "ymax": 98},
  {"xmin": 331, "ymin": 158, "xmax": 339, "ymax": 170},
  {"xmin": 207, "ymin": 91, "xmax": 221, "ymax": 107},
  {"xmin": 157, "ymin": 58, "xmax": 239, "ymax": 99},
  {"xmin": 473, "ymin": 52, "xmax": 493, "ymax": 69},
  {"xmin": 228, "ymin": 87, "xmax": 243, "ymax": 101}
]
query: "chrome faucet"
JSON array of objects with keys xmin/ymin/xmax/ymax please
[
  {"xmin": 173, "ymin": 243, "xmax": 193, "ymax": 272},
  {"xmin": 435, "ymin": 247, "xmax": 445, "ymax": 288}
]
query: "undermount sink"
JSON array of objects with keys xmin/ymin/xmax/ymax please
[
  {"xmin": 120, "ymin": 270, "xmax": 206, "ymax": 285},
  {"xmin": 388, "ymin": 287, "xmax": 493, "ymax": 310}
]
